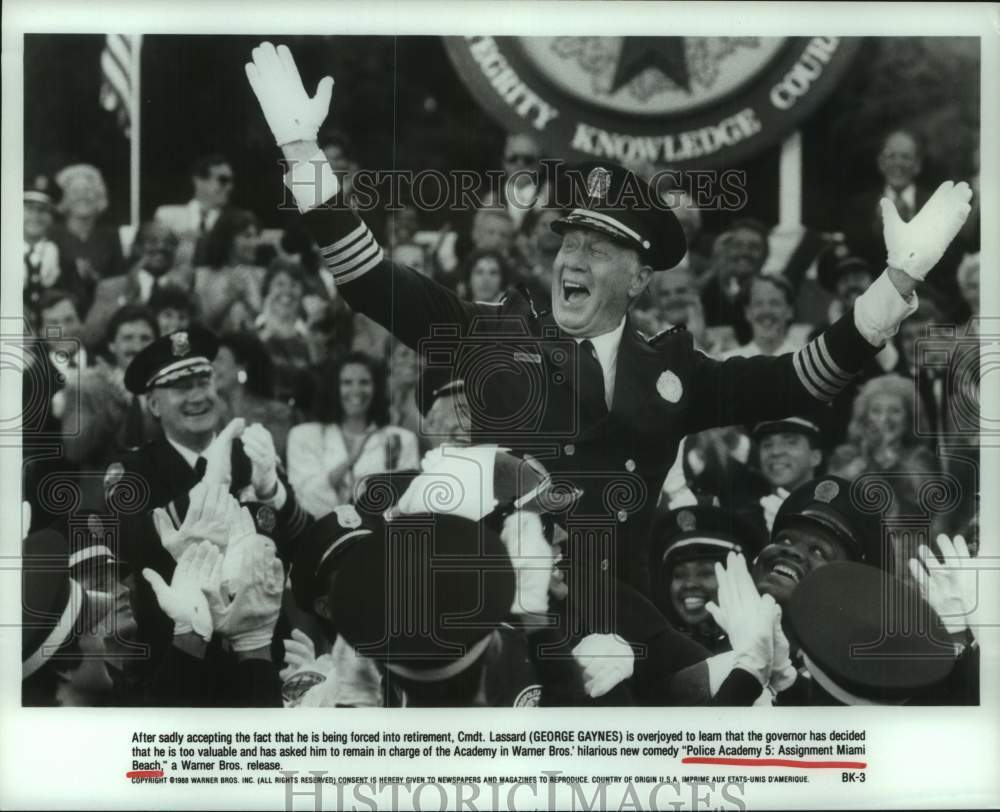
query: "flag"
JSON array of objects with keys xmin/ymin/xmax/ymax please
[{"xmin": 99, "ymin": 34, "xmax": 139, "ymax": 134}]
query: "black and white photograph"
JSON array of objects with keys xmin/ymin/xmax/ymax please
[{"xmin": 2, "ymin": 2, "xmax": 997, "ymax": 810}]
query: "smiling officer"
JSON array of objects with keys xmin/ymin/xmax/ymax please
[{"xmin": 244, "ymin": 43, "xmax": 971, "ymax": 606}]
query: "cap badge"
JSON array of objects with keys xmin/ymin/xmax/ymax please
[
  {"xmin": 586, "ymin": 166, "xmax": 612, "ymax": 201},
  {"xmin": 814, "ymin": 480, "xmax": 840, "ymax": 503},
  {"xmin": 255, "ymin": 504, "xmax": 277, "ymax": 534},
  {"xmin": 333, "ymin": 504, "xmax": 363, "ymax": 530},
  {"xmin": 171, "ymin": 331, "xmax": 191, "ymax": 358},
  {"xmin": 677, "ymin": 509, "xmax": 697, "ymax": 532},
  {"xmin": 104, "ymin": 462, "xmax": 124, "ymax": 490},
  {"xmin": 656, "ymin": 370, "xmax": 683, "ymax": 403},
  {"xmin": 513, "ymin": 684, "xmax": 542, "ymax": 707}
]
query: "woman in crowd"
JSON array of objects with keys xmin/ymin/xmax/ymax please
[
  {"xmin": 213, "ymin": 332, "xmax": 297, "ymax": 463},
  {"xmin": 829, "ymin": 373, "xmax": 937, "ymax": 480},
  {"xmin": 49, "ymin": 163, "xmax": 125, "ymax": 291},
  {"xmin": 459, "ymin": 248, "xmax": 511, "ymax": 303},
  {"xmin": 256, "ymin": 258, "xmax": 314, "ymax": 409},
  {"xmin": 194, "ymin": 208, "xmax": 265, "ymax": 327},
  {"xmin": 287, "ymin": 351, "xmax": 419, "ymax": 518}
]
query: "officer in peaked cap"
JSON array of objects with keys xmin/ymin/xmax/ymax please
[
  {"xmin": 253, "ymin": 44, "xmax": 967, "ymax": 609},
  {"xmin": 651, "ymin": 505, "xmax": 767, "ymax": 654},
  {"xmin": 108, "ymin": 327, "xmax": 311, "ymax": 692},
  {"xmin": 784, "ymin": 562, "xmax": 963, "ymax": 705},
  {"xmin": 752, "ymin": 476, "xmax": 884, "ymax": 606}
]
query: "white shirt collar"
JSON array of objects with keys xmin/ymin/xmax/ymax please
[
  {"xmin": 885, "ymin": 183, "xmax": 916, "ymax": 210},
  {"xmin": 166, "ymin": 434, "xmax": 214, "ymax": 470}
]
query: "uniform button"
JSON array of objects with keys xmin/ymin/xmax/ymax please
[
  {"xmin": 625, "ymin": 459, "xmax": 636, "ymax": 472},
  {"xmin": 617, "ymin": 509, "xmax": 628, "ymax": 522},
  {"xmin": 564, "ymin": 444, "xmax": 575, "ymax": 456}
]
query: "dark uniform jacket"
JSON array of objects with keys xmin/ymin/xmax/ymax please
[
  {"xmin": 108, "ymin": 437, "xmax": 311, "ymax": 692},
  {"xmin": 301, "ymin": 203, "xmax": 883, "ymax": 597}
]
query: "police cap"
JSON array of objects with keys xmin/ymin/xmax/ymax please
[
  {"xmin": 752, "ymin": 416, "xmax": 821, "ymax": 445},
  {"xmin": 787, "ymin": 562, "xmax": 957, "ymax": 704},
  {"xmin": 330, "ymin": 513, "xmax": 515, "ymax": 682},
  {"xmin": 289, "ymin": 505, "xmax": 376, "ymax": 613},
  {"xmin": 124, "ymin": 327, "xmax": 219, "ymax": 395},
  {"xmin": 652, "ymin": 505, "xmax": 767, "ymax": 570},
  {"xmin": 772, "ymin": 476, "xmax": 883, "ymax": 566},
  {"xmin": 550, "ymin": 162, "xmax": 687, "ymax": 271}
]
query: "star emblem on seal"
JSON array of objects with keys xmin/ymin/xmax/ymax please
[
  {"xmin": 586, "ymin": 166, "xmax": 612, "ymax": 201},
  {"xmin": 611, "ymin": 37, "xmax": 691, "ymax": 93}
]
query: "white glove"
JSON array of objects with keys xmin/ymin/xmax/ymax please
[
  {"xmin": 705, "ymin": 552, "xmax": 777, "ymax": 685},
  {"xmin": 142, "ymin": 542, "xmax": 220, "ymax": 641},
  {"xmin": 280, "ymin": 628, "xmax": 322, "ymax": 682},
  {"xmin": 572, "ymin": 633, "xmax": 635, "ymax": 698},
  {"xmin": 500, "ymin": 511, "xmax": 554, "ymax": 615},
  {"xmin": 768, "ymin": 604, "xmax": 797, "ymax": 693},
  {"xmin": 908, "ymin": 534, "xmax": 977, "ymax": 636},
  {"xmin": 202, "ymin": 418, "xmax": 246, "ymax": 486},
  {"xmin": 242, "ymin": 423, "xmax": 279, "ymax": 499},
  {"xmin": 205, "ymin": 539, "xmax": 284, "ymax": 652},
  {"xmin": 881, "ymin": 180, "xmax": 972, "ymax": 281},
  {"xmin": 152, "ymin": 482, "xmax": 234, "ymax": 560},
  {"xmin": 222, "ymin": 533, "xmax": 277, "ymax": 599},
  {"xmin": 245, "ymin": 42, "xmax": 334, "ymax": 147}
]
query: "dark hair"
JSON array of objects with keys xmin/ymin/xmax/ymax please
[
  {"xmin": 201, "ymin": 208, "xmax": 258, "ymax": 270},
  {"xmin": 148, "ymin": 284, "xmax": 196, "ymax": 317},
  {"xmin": 37, "ymin": 287, "xmax": 82, "ymax": 319},
  {"xmin": 192, "ymin": 153, "xmax": 230, "ymax": 178},
  {"xmin": 313, "ymin": 351, "xmax": 390, "ymax": 427},
  {"xmin": 748, "ymin": 274, "xmax": 795, "ymax": 308},
  {"xmin": 262, "ymin": 257, "xmax": 307, "ymax": 300},
  {"xmin": 21, "ymin": 630, "xmax": 82, "ymax": 707},
  {"xmin": 217, "ymin": 331, "xmax": 276, "ymax": 399},
  {"xmin": 460, "ymin": 249, "xmax": 511, "ymax": 298},
  {"xmin": 105, "ymin": 304, "xmax": 158, "ymax": 347},
  {"xmin": 318, "ymin": 129, "xmax": 354, "ymax": 157}
]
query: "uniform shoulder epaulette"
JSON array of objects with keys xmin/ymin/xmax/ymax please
[{"xmin": 647, "ymin": 323, "xmax": 687, "ymax": 345}]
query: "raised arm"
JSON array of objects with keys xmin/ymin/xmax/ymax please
[
  {"xmin": 684, "ymin": 180, "xmax": 973, "ymax": 434},
  {"xmin": 245, "ymin": 42, "xmax": 492, "ymax": 352}
]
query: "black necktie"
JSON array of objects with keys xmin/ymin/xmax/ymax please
[
  {"xmin": 194, "ymin": 456, "xmax": 207, "ymax": 479},
  {"xmin": 198, "ymin": 208, "xmax": 208, "ymax": 235},
  {"xmin": 578, "ymin": 339, "xmax": 608, "ymax": 417}
]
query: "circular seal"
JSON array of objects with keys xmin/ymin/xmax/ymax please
[
  {"xmin": 512, "ymin": 684, "xmax": 542, "ymax": 707},
  {"xmin": 677, "ymin": 509, "xmax": 697, "ymax": 532},
  {"xmin": 254, "ymin": 504, "xmax": 278, "ymax": 534},
  {"xmin": 333, "ymin": 504, "xmax": 363, "ymax": 530},
  {"xmin": 281, "ymin": 670, "xmax": 327, "ymax": 706},
  {"xmin": 814, "ymin": 479, "xmax": 840, "ymax": 504},
  {"xmin": 586, "ymin": 166, "xmax": 612, "ymax": 200},
  {"xmin": 444, "ymin": 36, "xmax": 861, "ymax": 170},
  {"xmin": 170, "ymin": 331, "xmax": 190, "ymax": 358},
  {"xmin": 655, "ymin": 370, "xmax": 683, "ymax": 403}
]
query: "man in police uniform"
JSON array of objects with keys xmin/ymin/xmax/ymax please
[
  {"xmin": 244, "ymin": 43, "xmax": 972, "ymax": 603},
  {"xmin": 108, "ymin": 326, "xmax": 310, "ymax": 681}
]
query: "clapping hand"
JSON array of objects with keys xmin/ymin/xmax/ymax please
[
  {"xmin": 705, "ymin": 552, "xmax": 779, "ymax": 685},
  {"xmin": 142, "ymin": 542, "xmax": 221, "ymax": 641},
  {"xmin": 572, "ymin": 634, "xmax": 635, "ymax": 699},
  {"xmin": 280, "ymin": 628, "xmax": 320, "ymax": 682},
  {"xmin": 152, "ymin": 482, "xmax": 236, "ymax": 560},
  {"xmin": 204, "ymin": 537, "xmax": 284, "ymax": 652},
  {"xmin": 500, "ymin": 511, "xmax": 554, "ymax": 616},
  {"xmin": 881, "ymin": 181, "xmax": 972, "ymax": 281},
  {"xmin": 908, "ymin": 534, "xmax": 977, "ymax": 637},
  {"xmin": 242, "ymin": 423, "xmax": 280, "ymax": 500},
  {"xmin": 202, "ymin": 417, "xmax": 246, "ymax": 486}
]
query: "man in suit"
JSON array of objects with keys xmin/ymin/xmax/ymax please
[
  {"xmin": 153, "ymin": 153, "xmax": 234, "ymax": 269},
  {"xmin": 81, "ymin": 221, "xmax": 180, "ymax": 350},
  {"xmin": 107, "ymin": 326, "xmax": 310, "ymax": 686},
  {"xmin": 244, "ymin": 43, "xmax": 971, "ymax": 608},
  {"xmin": 845, "ymin": 129, "xmax": 933, "ymax": 272}
]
